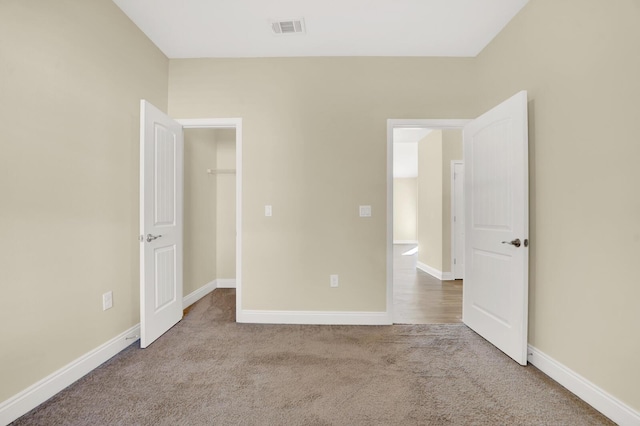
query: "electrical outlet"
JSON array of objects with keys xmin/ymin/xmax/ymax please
[
  {"xmin": 102, "ymin": 291, "xmax": 113, "ymax": 311},
  {"xmin": 330, "ymin": 274, "xmax": 339, "ymax": 288},
  {"xmin": 359, "ymin": 205, "xmax": 372, "ymax": 217}
]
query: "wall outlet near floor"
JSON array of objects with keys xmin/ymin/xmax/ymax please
[
  {"xmin": 330, "ymin": 274, "xmax": 339, "ymax": 288},
  {"xmin": 102, "ymin": 291, "xmax": 113, "ymax": 311}
]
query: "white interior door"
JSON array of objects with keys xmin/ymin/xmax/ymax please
[
  {"xmin": 463, "ymin": 91, "xmax": 529, "ymax": 365},
  {"xmin": 452, "ymin": 162, "xmax": 464, "ymax": 279},
  {"xmin": 140, "ymin": 100, "xmax": 184, "ymax": 348}
]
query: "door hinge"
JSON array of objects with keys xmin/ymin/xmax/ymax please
[
  {"xmin": 138, "ymin": 234, "xmax": 144, "ymax": 242},
  {"xmin": 454, "ymin": 259, "xmax": 457, "ymax": 265}
]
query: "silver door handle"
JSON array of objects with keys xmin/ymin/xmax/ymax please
[
  {"xmin": 501, "ymin": 238, "xmax": 521, "ymax": 248},
  {"xmin": 146, "ymin": 234, "xmax": 162, "ymax": 242}
]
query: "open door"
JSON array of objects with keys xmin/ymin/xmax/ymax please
[
  {"xmin": 463, "ymin": 91, "xmax": 529, "ymax": 365},
  {"xmin": 140, "ymin": 100, "xmax": 184, "ymax": 348}
]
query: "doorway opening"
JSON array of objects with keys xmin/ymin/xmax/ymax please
[
  {"xmin": 179, "ymin": 118, "xmax": 243, "ymax": 318},
  {"xmin": 387, "ymin": 120, "xmax": 469, "ymax": 324},
  {"xmin": 183, "ymin": 127, "xmax": 237, "ymax": 308}
]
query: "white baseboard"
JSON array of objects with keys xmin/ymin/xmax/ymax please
[
  {"xmin": 216, "ymin": 279, "xmax": 236, "ymax": 289},
  {"xmin": 416, "ymin": 261, "xmax": 454, "ymax": 281},
  {"xmin": 1, "ymin": 283, "xmax": 224, "ymax": 425},
  {"xmin": 528, "ymin": 345, "xmax": 640, "ymax": 426},
  {"xmin": 0, "ymin": 324, "xmax": 140, "ymax": 426},
  {"xmin": 393, "ymin": 240, "xmax": 418, "ymax": 245},
  {"xmin": 237, "ymin": 310, "xmax": 392, "ymax": 325},
  {"xmin": 183, "ymin": 280, "xmax": 217, "ymax": 309}
]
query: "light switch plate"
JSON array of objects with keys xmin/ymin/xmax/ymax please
[
  {"xmin": 359, "ymin": 205, "xmax": 372, "ymax": 217},
  {"xmin": 265, "ymin": 205, "xmax": 272, "ymax": 217},
  {"xmin": 330, "ymin": 274, "xmax": 339, "ymax": 287}
]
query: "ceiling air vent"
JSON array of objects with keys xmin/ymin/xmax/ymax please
[{"xmin": 270, "ymin": 19, "xmax": 305, "ymax": 35}]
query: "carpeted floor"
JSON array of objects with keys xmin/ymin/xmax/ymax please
[{"xmin": 13, "ymin": 289, "xmax": 613, "ymax": 425}]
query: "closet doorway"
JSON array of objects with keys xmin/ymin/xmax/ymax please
[{"xmin": 180, "ymin": 118, "xmax": 243, "ymax": 317}]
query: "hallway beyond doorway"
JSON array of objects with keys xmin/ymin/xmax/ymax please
[{"xmin": 393, "ymin": 244, "xmax": 462, "ymax": 324}]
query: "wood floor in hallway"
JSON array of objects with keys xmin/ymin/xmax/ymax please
[{"xmin": 393, "ymin": 244, "xmax": 463, "ymax": 324}]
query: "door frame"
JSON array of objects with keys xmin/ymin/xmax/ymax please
[
  {"xmin": 451, "ymin": 160, "xmax": 464, "ymax": 280},
  {"xmin": 177, "ymin": 118, "xmax": 243, "ymax": 319},
  {"xmin": 386, "ymin": 119, "xmax": 470, "ymax": 321}
]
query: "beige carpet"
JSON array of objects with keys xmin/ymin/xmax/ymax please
[{"xmin": 13, "ymin": 289, "xmax": 612, "ymax": 425}]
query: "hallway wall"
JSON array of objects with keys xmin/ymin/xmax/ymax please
[{"xmin": 393, "ymin": 178, "xmax": 417, "ymax": 243}]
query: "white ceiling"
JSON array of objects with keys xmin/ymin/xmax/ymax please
[
  {"xmin": 112, "ymin": 0, "xmax": 529, "ymax": 58},
  {"xmin": 393, "ymin": 128, "xmax": 432, "ymax": 178}
]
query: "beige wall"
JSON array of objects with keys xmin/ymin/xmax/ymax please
[
  {"xmin": 393, "ymin": 178, "xmax": 417, "ymax": 242},
  {"xmin": 184, "ymin": 129, "xmax": 218, "ymax": 295},
  {"xmin": 476, "ymin": 0, "xmax": 640, "ymax": 411},
  {"xmin": 168, "ymin": 57, "xmax": 478, "ymax": 311},
  {"xmin": 417, "ymin": 131, "xmax": 443, "ymax": 271},
  {"xmin": 0, "ymin": 0, "xmax": 168, "ymax": 402},
  {"xmin": 184, "ymin": 128, "xmax": 237, "ymax": 294},
  {"xmin": 416, "ymin": 130, "xmax": 462, "ymax": 273},
  {"xmin": 5, "ymin": 0, "xmax": 635, "ymax": 417},
  {"xmin": 215, "ymin": 130, "xmax": 236, "ymax": 279},
  {"xmin": 441, "ymin": 130, "xmax": 463, "ymax": 272}
]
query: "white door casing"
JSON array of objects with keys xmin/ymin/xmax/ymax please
[
  {"xmin": 463, "ymin": 91, "xmax": 529, "ymax": 365},
  {"xmin": 452, "ymin": 161, "xmax": 464, "ymax": 280},
  {"xmin": 140, "ymin": 100, "xmax": 184, "ymax": 348}
]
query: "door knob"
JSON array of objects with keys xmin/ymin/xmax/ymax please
[
  {"xmin": 501, "ymin": 238, "xmax": 521, "ymax": 248},
  {"xmin": 146, "ymin": 234, "xmax": 162, "ymax": 242}
]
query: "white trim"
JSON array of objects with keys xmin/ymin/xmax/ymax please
[
  {"xmin": 183, "ymin": 280, "xmax": 217, "ymax": 309},
  {"xmin": 387, "ymin": 119, "xmax": 471, "ymax": 320},
  {"xmin": 528, "ymin": 345, "xmax": 640, "ymax": 426},
  {"xmin": 176, "ymin": 118, "xmax": 243, "ymax": 323},
  {"xmin": 237, "ymin": 310, "xmax": 392, "ymax": 325},
  {"xmin": 386, "ymin": 121, "xmax": 395, "ymax": 323},
  {"xmin": 0, "ymin": 278, "xmax": 236, "ymax": 425},
  {"xmin": 0, "ymin": 325, "xmax": 140, "ymax": 426},
  {"xmin": 416, "ymin": 261, "xmax": 454, "ymax": 281},
  {"xmin": 216, "ymin": 279, "xmax": 236, "ymax": 288},
  {"xmin": 389, "ymin": 119, "xmax": 472, "ymax": 129},
  {"xmin": 393, "ymin": 240, "xmax": 418, "ymax": 245},
  {"xmin": 177, "ymin": 118, "xmax": 242, "ymax": 129},
  {"xmin": 451, "ymin": 160, "xmax": 464, "ymax": 280}
]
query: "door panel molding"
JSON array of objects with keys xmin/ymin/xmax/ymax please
[
  {"xmin": 463, "ymin": 91, "xmax": 529, "ymax": 365},
  {"xmin": 140, "ymin": 100, "xmax": 184, "ymax": 348}
]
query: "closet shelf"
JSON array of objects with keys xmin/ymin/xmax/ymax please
[{"xmin": 206, "ymin": 168, "xmax": 236, "ymax": 175}]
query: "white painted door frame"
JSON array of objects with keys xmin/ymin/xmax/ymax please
[
  {"xmin": 451, "ymin": 160, "xmax": 464, "ymax": 280},
  {"xmin": 177, "ymin": 118, "xmax": 243, "ymax": 320},
  {"xmin": 386, "ymin": 119, "xmax": 471, "ymax": 322}
]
